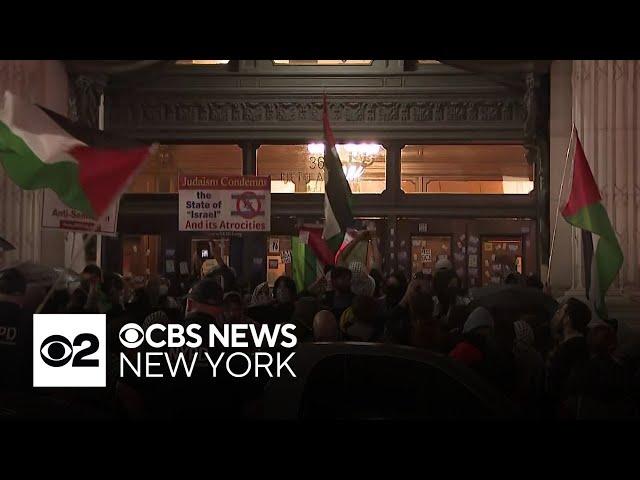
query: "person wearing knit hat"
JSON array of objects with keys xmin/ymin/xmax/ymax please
[
  {"xmin": 462, "ymin": 306, "xmax": 494, "ymax": 334},
  {"xmin": 351, "ymin": 273, "xmax": 376, "ymax": 297},
  {"xmin": 450, "ymin": 307, "xmax": 494, "ymax": 368},
  {"xmin": 250, "ymin": 281, "xmax": 271, "ymax": 306},
  {"xmin": 348, "ymin": 260, "xmax": 366, "ymax": 277}
]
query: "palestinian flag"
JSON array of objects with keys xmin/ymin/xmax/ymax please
[
  {"xmin": 321, "ymin": 94, "xmax": 354, "ymax": 253},
  {"xmin": 299, "ymin": 224, "xmax": 335, "ymax": 266},
  {"xmin": 291, "ymin": 234, "xmax": 323, "ymax": 292},
  {"xmin": 0, "ymin": 91, "xmax": 154, "ymax": 219},
  {"xmin": 561, "ymin": 127, "xmax": 624, "ymax": 318}
]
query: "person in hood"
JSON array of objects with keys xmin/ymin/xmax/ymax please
[
  {"xmin": 451, "ymin": 307, "xmax": 517, "ymax": 397},
  {"xmin": 449, "ymin": 307, "xmax": 494, "ymax": 368}
]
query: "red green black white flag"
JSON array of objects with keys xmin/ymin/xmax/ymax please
[
  {"xmin": 561, "ymin": 127, "xmax": 623, "ymax": 319},
  {"xmin": 321, "ymin": 94, "xmax": 354, "ymax": 253},
  {"xmin": 0, "ymin": 90, "xmax": 155, "ymax": 220}
]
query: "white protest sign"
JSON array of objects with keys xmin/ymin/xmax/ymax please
[
  {"xmin": 179, "ymin": 175, "xmax": 271, "ymax": 232},
  {"xmin": 41, "ymin": 189, "xmax": 118, "ymax": 236}
]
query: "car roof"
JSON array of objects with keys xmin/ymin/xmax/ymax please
[{"xmin": 262, "ymin": 342, "xmax": 520, "ymax": 419}]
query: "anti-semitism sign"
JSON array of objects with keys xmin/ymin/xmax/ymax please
[
  {"xmin": 41, "ymin": 189, "xmax": 118, "ymax": 236},
  {"xmin": 179, "ymin": 175, "xmax": 271, "ymax": 232}
]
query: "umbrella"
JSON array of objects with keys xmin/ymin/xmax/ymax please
[
  {"xmin": 0, "ymin": 236, "xmax": 16, "ymax": 253},
  {"xmin": 469, "ymin": 286, "xmax": 559, "ymax": 320},
  {"xmin": 468, "ymin": 284, "xmax": 508, "ymax": 300},
  {"xmin": 0, "ymin": 261, "xmax": 80, "ymax": 289}
]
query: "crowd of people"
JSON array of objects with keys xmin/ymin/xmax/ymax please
[{"xmin": 1, "ymin": 240, "xmax": 640, "ymax": 420}]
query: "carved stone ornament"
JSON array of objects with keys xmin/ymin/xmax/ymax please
[{"xmin": 107, "ymin": 96, "xmax": 525, "ymax": 127}]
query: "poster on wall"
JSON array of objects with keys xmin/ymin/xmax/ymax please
[
  {"xmin": 267, "ymin": 255, "xmax": 284, "ymax": 286},
  {"xmin": 178, "ymin": 175, "xmax": 271, "ymax": 232},
  {"xmin": 481, "ymin": 238, "xmax": 523, "ymax": 286},
  {"xmin": 41, "ymin": 189, "xmax": 118, "ymax": 236}
]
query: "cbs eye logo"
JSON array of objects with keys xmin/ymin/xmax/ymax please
[
  {"xmin": 119, "ymin": 323, "xmax": 145, "ymax": 348},
  {"xmin": 40, "ymin": 333, "xmax": 99, "ymax": 367},
  {"xmin": 33, "ymin": 314, "xmax": 106, "ymax": 387}
]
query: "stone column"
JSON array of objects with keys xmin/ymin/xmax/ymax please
[
  {"xmin": 382, "ymin": 142, "xmax": 403, "ymax": 201},
  {"xmin": 548, "ymin": 60, "xmax": 574, "ymax": 292},
  {"xmin": 241, "ymin": 142, "xmax": 258, "ymax": 175},
  {"xmin": 570, "ymin": 60, "xmax": 640, "ymax": 299}
]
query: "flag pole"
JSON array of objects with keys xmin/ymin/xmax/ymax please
[{"xmin": 546, "ymin": 124, "xmax": 576, "ymax": 285}]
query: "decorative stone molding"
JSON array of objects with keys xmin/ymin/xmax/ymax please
[{"xmin": 107, "ymin": 97, "xmax": 524, "ymax": 128}]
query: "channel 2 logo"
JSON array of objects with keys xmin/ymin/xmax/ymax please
[{"xmin": 33, "ymin": 314, "xmax": 106, "ymax": 387}]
